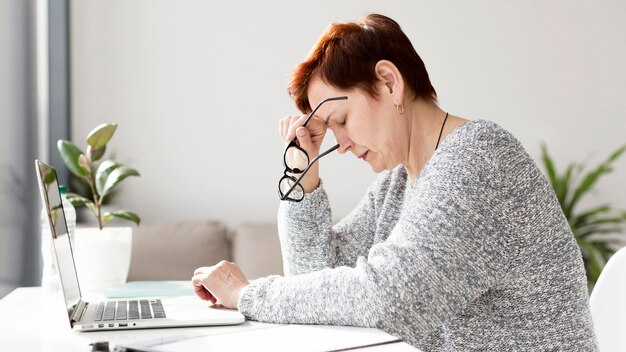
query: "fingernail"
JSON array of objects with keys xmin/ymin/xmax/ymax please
[{"xmin": 297, "ymin": 129, "xmax": 305, "ymax": 137}]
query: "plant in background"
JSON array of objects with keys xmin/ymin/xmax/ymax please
[
  {"xmin": 69, "ymin": 170, "xmax": 119, "ymax": 214},
  {"xmin": 541, "ymin": 144, "xmax": 626, "ymax": 286},
  {"xmin": 57, "ymin": 123, "xmax": 141, "ymax": 230}
]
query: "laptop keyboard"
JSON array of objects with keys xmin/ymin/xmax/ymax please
[{"xmin": 94, "ymin": 299, "xmax": 166, "ymax": 321}]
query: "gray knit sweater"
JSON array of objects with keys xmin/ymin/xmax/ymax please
[{"xmin": 238, "ymin": 120, "xmax": 598, "ymax": 351}]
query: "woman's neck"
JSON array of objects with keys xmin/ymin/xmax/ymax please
[{"xmin": 403, "ymin": 100, "xmax": 447, "ymax": 183}]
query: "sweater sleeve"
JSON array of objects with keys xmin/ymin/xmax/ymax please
[
  {"xmin": 276, "ymin": 178, "xmax": 382, "ymax": 276},
  {"xmin": 240, "ymin": 137, "xmax": 513, "ymax": 340}
]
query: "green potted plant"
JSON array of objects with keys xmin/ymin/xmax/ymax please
[
  {"xmin": 541, "ymin": 144, "xmax": 626, "ymax": 288},
  {"xmin": 57, "ymin": 123, "xmax": 140, "ymax": 229},
  {"xmin": 57, "ymin": 123, "xmax": 141, "ymax": 292}
]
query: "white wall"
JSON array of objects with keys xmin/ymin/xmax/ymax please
[{"xmin": 70, "ymin": 1, "xmax": 626, "ymax": 229}]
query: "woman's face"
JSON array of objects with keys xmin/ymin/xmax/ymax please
[{"xmin": 307, "ymin": 75, "xmax": 405, "ymax": 173}]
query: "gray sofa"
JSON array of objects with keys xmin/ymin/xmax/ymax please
[{"xmin": 128, "ymin": 221, "xmax": 283, "ymax": 281}]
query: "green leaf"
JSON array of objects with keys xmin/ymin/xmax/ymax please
[
  {"xmin": 65, "ymin": 193, "xmax": 93, "ymax": 207},
  {"xmin": 586, "ymin": 237, "xmax": 622, "ymax": 247},
  {"xmin": 589, "ymin": 240, "xmax": 621, "ymax": 263},
  {"xmin": 606, "ymin": 144, "xmax": 626, "ymax": 163},
  {"xmin": 57, "ymin": 140, "xmax": 89, "ymax": 177},
  {"xmin": 572, "ymin": 205, "xmax": 611, "ymax": 228},
  {"xmin": 88, "ymin": 145, "xmax": 107, "ymax": 161},
  {"xmin": 86, "ymin": 123, "xmax": 117, "ymax": 149},
  {"xmin": 581, "ymin": 239, "xmax": 619, "ymax": 253},
  {"xmin": 65, "ymin": 193, "xmax": 99, "ymax": 222},
  {"xmin": 557, "ymin": 163, "xmax": 577, "ymax": 213},
  {"xmin": 95, "ymin": 160, "xmax": 120, "ymax": 196},
  {"xmin": 540, "ymin": 144, "xmax": 558, "ymax": 190},
  {"xmin": 100, "ymin": 165, "xmax": 140, "ymax": 197},
  {"xmin": 102, "ymin": 210, "xmax": 141, "ymax": 225},
  {"xmin": 567, "ymin": 167, "xmax": 605, "ymax": 216},
  {"xmin": 578, "ymin": 227, "xmax": 625, "ymax": 238},
  {"xmin": 566, "ymin": 146, "xmax": 626, "ymax": 216},
  {"xmin": 577, "ymin": 216, "xmax": 626, "ymax": 230},
  {"xmin": 580, "ymin": 241, "xmax": 605, "ymax": 283},
  {"xmin": 78, "ymin": 154, "xmax": 90, "ymax": 170},
  {"xmin": 102, "ymin": 213, "xmax": 113, "ymax": 224}
]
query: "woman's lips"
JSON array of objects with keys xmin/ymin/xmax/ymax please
[{"xmin": 359, "ymin": 151, "xmax": 368, "ymax": 160}]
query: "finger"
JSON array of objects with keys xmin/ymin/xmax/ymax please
[
  {"xmin": 194, "ymin": 286, "xmax": 211, "ymax": 301},
  {"xmin": 191, "ymin": 275, "xmax": 206, "ymax": 290},
  {"xmin": 191, "ymin": 275, "xmax": 217, "ymax": 303},
  {"xmin": 295, "ymin": 127, "xmax": 314, "ymax": 152},
  {"xmin": 192, "ymin": 280, "xmax": 211, "ymax": 301},
  {"xmin": 283, "ymin": 116, "xmax": 297, "ymax": 142},
  {"xmin": 205, "ymin": 291, "xmax": 217, "ymax": 305},
  {"xmin": 280, "ymin": 115, "xmax": 302, "ymax": 144},
  {"xmin": 286, "ymin": 115, "xmax": 310, "ymax": 141},
  {"xmin": 279, "ymin": 116, "xmax": 291, "ymax": 141},
  {"xmin": 279, "ymin": 117, "xmax": 286, "ymax": 140},
  {"xmin": 193, "ymin": 267, "xmax": 208, "ymax": 275}
]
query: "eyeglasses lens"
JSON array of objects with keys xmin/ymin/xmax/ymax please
[
  {"xmin": 279, "ymin": 176, "xmax": 304, "ymax": 200},
  {"xmin": 285, "ymin": 146, "xmax": 309, "ymax": 174}
]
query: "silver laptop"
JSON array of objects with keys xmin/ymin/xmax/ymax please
[{"xmin": 35, "ymin": 160, "xmax": 245, "ymax": 331}]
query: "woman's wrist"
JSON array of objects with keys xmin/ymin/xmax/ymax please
[
  {"xmin": 236, "ymin": 283, "xmax": 249, "ymax": 310},
  {"xmin": 299, "ymin": 164, "xmax": 320, "ymax": 193},
  {"xmin": 302, "ymin": 178, "xmax": 321, "ymax": 193}
]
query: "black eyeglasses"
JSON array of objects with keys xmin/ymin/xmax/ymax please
[{"xmin": 278, "ymin": 96, "xmax": 348, "ymax": 202}]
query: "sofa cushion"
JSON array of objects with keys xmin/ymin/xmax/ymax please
[
  {"xmin": 128, "ymin": 220, "xmax": 230, "ymax": 281},
  {"xmin": 232, "ymin": 223, "xmax": 283, "ymax": 279}
]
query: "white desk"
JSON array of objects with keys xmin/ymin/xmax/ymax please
[{"xmin": 0, "ymin": 287, "xmax": 420, "ymax": 351}]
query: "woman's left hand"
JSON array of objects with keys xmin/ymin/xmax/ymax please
[{"xmin": 191, "ymin": 260, "xmax": 250, "ymax": 309}]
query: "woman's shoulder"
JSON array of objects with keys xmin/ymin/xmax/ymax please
[
  {"xmin": 439, "ymin": 119, "xmax": 527, "ymax": 165},
  {"xmin": 446, "ymin": 119, "xmax": 518, "ymax": 146},
  {"xmin": 419, "ymin": 118, "xmax": 533, "ymax": 195}
]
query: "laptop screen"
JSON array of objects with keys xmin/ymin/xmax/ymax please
[{"xmin": 36, "ymin": 160, "xmax": 82, "ymax": 315}]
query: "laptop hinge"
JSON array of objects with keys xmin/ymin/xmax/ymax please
[{"xmin": 69, "ymin": 300, "xmax": 88, "ymax": 327}]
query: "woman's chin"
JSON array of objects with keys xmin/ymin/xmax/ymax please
[
  {"xmin": 367, "ymin": 159, "xmax": 399, "ymax": 173},
  {"xmin": 368, "ymin": 162, "xmax": 385, "ymax": 173}
]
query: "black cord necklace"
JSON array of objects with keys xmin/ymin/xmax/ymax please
[{"xmin": 435, "ymin": 112, "xmax": 449, "ymax": 150}]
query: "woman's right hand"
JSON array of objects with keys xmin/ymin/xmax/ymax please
[
  {"xmin": 279, "ymin": 114, "xmax": 327, "ymax": 193},
  {"xmin": 280, "ymin": 114, "xmax": 327, "ymax": 157}
]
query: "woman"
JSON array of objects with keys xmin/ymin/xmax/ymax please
[{"xmin": 192, "ymin": 14, "xmax": 598, "ymax": 350}]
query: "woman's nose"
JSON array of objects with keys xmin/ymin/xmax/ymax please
[
  {"xmin": 332, "ymin": 129, "xmax": 351, "ymax": 154},
  {"xmin": 337, "ymin": 139, "xmax": 352, "ymax": 154}
]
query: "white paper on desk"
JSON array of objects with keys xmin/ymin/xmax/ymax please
[{"xmin": 148, "ymin": 324, "xmax": 401, "ymax": 352}]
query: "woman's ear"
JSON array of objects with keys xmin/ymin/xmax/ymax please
[{"xmin": 374, "ymin": 60, "xmax": 404, "ymax": 106}]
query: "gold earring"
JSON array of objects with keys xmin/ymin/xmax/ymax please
[{"xmin": 396, "ymin": 104, "xmax": 404, "ymax": 115}]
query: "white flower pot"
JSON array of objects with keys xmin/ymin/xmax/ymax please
[{"xmin": 72, "ymin": 227, "xmax": 132, "ymax": 294}]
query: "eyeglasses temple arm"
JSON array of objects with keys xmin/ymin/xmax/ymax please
[
  {"xmin": 302, "ymin": 96, "xmax": 348, "ymax": 127},
  {"xmin": 281, "ymin": 144, "xmax": 340, "ymax": 200}
]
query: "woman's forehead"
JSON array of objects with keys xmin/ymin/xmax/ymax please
[{"xmin": 306, "ymin": 76, "xmax": 345, "ymax": 107}]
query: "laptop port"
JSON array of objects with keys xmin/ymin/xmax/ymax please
[
  {"xmin": 98, "ymin": 324, "xmax": 104, "ymax": 328},
  {"xmin": 119, "ymin": 323, "xmax": 128, "ymax": 327},
  {"xmin": 108, "ymin": 323, "xmax": 114, "ymax": 327}
]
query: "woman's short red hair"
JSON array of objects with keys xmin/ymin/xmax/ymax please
[{"xmin": 288, "ymin": 14, "xmax": 437, "ymax": 113}]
